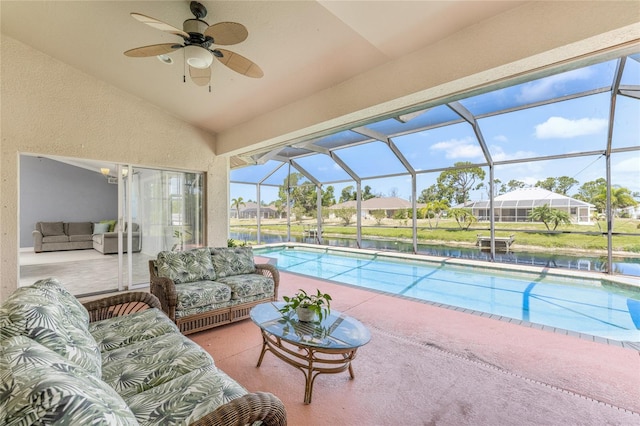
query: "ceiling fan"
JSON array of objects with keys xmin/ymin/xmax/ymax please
[{"xmin": 124, "ymin": 1, "xmax": 263, "ymax": 88}]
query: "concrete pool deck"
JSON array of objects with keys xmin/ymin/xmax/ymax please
[{"xmin": 190, "ymin": 269, "xmax": 640, "ymax": 425}]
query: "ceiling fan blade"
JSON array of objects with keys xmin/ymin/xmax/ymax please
[
  {"xmin": 216, "ymin": 49, "xmax": 263, "ymax": 78},
  {"xmin": 124, "ymin": 43, "xmax": 182, "ymax": 57},
  {"xmin": 204, "ymin": 22, "xmax": 248, "ymax": 45},
  {"xmin": 131, "ymin": 12, "xmax": 189, "ymax": 39},
  {"xmin": 189, "ymin": 66, "xmax": 211, "ymax": 86}
]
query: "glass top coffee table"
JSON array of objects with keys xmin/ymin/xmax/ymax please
[{"xmin": 250, "ymin": 301, "xmax": 371, "ymax": 404}]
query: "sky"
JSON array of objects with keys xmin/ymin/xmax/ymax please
[{"xmin": 231, "ymin": 56, "xmax": 640, "ymax": 205}]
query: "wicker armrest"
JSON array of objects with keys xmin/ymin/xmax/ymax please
[
  {"xmin": 82, "ymin": 292, "xmax": 161, "ymax": 323},
  {"xmin": 148, "ymin": 260, "xmax": 178, "ymax": 321},
  {"xmin": 255, "ymin": 263, "xmax": 280, "ymax": 299},
  {"xmin": 191, "ymin": 391, "xmax": 287, "ymax": 426}
]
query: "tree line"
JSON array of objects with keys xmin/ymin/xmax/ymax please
[{"xmin": 232, "ymin": 162, "xmax": 637, "ymax": 224}]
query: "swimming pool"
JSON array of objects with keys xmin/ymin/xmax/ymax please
[{"xmin": 255, "ymin": 245, "xmax": 640, "ymax": 343}]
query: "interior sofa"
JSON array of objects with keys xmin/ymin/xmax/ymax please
[
  {"xmin": 149, "ymin": 246, "xmax": 279, "ymax": 335},
  {"xmin": 92, "ymin": 222, "xmax": 142, "ymax": 254},
  {"xmin": 32, "ymin": 221, "xmax": 94, "ymax": 253},
  {"xmin": 0, "ymin": 277, "xmax": 287, "ymax": 425}
]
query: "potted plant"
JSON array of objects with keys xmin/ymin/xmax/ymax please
[{"xmin": 279, "ymin": 288, "xmax": 332, "ymax": 322}]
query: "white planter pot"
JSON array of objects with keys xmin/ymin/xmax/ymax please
[{"xmin": 296, "ymin": 307, "xmax": 316, "ymax": 322}]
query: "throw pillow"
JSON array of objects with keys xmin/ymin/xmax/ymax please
[
  {"xmin": 100, "ymin": 219, "xmax": 117, "ymax": 232},
  {"xmin": 93, "ymin": 222, "xmax": 110, "ymax": 233},
  {"xmin": 210, "ymin": 247, "xmax": 256, "ymax": 278},
  {"xmin": 156, "ymin": 249, "xmax": 216, "ymax": 283},
  {"xmin": 40, "ymin": 221, "xmax": 64, "ymax": 236}
]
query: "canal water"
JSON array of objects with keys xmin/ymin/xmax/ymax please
[{"xmin": 229, "ymin": 231, "xmax": 640, "ymax": 277}]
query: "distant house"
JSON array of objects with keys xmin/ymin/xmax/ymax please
[
  {"xmin": 461, "ymin": 188, "xmax": 595, "ymax": 224},
  {"xmin": 230, "ymin": 202, "xmax": 279, "ymax": 219},
  {"xmin": 329, "ymin": 197, "xmax": 420, "ymax": 219}
]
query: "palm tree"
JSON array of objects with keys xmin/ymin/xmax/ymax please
[
  {"xmin": 547, "ymin": 209, "xmax": 572, "ymax": 230},
  {"xmin": 594, "ymin": 185, "xmax": 638, "ymax": 217},
  {"xmin": 448, "ymin": 208, "xmax": 477, "ymax": 230},
  {"xmin": 231, "ymin": 197, "xmax": 246, "ymax": 219},
  {"xmin": 528, "ymin": 204, "xmax": 553, "ymax": 230},
  {"xmin": 528, "ymin": 204, "xmax": 572, "ymax": 230},
  {"xmin": 419, "ymin": 200, "xmax": 449, "ymax": 229}
]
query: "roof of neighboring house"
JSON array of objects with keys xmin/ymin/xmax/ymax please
[
  {"xmin": 461, "ymin": 188, "xmax": 595, "ymax": 208},
  {"xmin": 231, "ymin": 202, "xmax": 277, "ymax": 212},
  {"xmin": 330, "ymin": 197, "xmax": 414, "ymax": 210}
]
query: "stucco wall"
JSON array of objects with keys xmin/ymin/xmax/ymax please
[{"xmin": 1, "ymin": 35, "xmax": 228, "ymax": 301}]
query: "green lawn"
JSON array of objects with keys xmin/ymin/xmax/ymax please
[{"xmin": 231, "ymin": 218, "xmax": 640, "ymax": 254}]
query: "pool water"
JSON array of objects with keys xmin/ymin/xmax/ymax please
[{"xmin": 256, "ymin": 246, "xmax": 640, "ymax": 343}]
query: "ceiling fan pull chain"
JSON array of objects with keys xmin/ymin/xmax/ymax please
[{"xmin": 209, "ymin": 84, "xmax": 211, "ymax": 93}]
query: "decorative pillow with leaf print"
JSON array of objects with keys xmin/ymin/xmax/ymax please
[
  {"xmin": 0, "ymin": 336, "xmax": 138, "ymax": 425},
  {"xmin": 0, "ymin": 287, "xmax": 102, "ymax": 378},
  {"xmin": 156, "ymin": 248, "xmax": 215, "ymax": 284},
  {"xmin": 209, "ymin": 247, "xmax": 256, "ymax": 278}
]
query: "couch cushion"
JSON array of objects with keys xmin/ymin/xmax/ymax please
[
  {"xmin": 67, "ymin": 221, "xmax": 93, "ymax": 235},
  {"xmin": 69, "ymin": 234, "xmax": 93, "ymax": 242},
  {"xmin": 209, "ymin": 247, "xmax": 256, "ymax": 278},
  {"xmin": 89, "ymin": 308, "xmax": 179, "ymax": 352},
  {"xmin": 156, "ymin": 248, "xmax": 216, "ymax": 284},
  {"xmin": 125, "ymin": 365, "xmax": 248, "ymax": 426},
  {"xmin": 101, "ymin": 332, "xmax": 215, "ymax": 398},
  {"xmin": 32, "ymin": 277, "xmax": 90, "ymax": 329},
  {"xmin": 215, "ymin": 273, "xmax": 275, "ymax": 300},
  {"xmin": 0, "ymin": 285, "xmax": 102, "ymax": 378},
  {"xmin": 42, "ymin": 235, "xmax": 70, "ymax": 243},
  {"xmin": 40, "ymin": 221, "xmax": 64, "ymax": 236},
  {"xmin": 175, "ymin": 281, "xmax": 231, "ymax": 310},
  {"xmin": 0, "ymin": 336, "xmax": 138, "ymax": 426}
]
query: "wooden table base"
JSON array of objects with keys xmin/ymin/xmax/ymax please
[{"xmin": 256, "ymin": 330, "xmax": 360, "ymax": 404}]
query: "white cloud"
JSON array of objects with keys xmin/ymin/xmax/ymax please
[
  {"xmin": 490, "ymin": 145, "xmax": 537, "ymax": 162},
  {"xmin": 535, "ymin": 116, "xmax": 607, "ymax": 139},
  {"xmin": 430, "ymin": 137, "xmax": 483, "ymax": 159},
  {"xmin": 493, "ymin": 135, "xmax": 508, "ymax": 143},
  {"xmin": 517, "ymin": 68, "xmax": 592, "ymax": 103}
]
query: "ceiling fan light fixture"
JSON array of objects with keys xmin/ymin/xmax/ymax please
[
  {"xmin": 157, "ymin": 54, "xmax": 173, "ymax": 64},
  {"xmin": 184, "ymin": 45, "xmax": 213, "ymax": 69}
]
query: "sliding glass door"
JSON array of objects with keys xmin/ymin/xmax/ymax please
[
  {"xmin": 123, "ymin": 167, "xmax": 205, "ymax": 289},
  {"xmin": 18, "ymin": 154, "xmax": 205, "ymax": 296}
]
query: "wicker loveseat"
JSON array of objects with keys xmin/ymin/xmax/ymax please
[
  {"xmin": 149, "ymin": 246, "xmax": 279, "ymax": 335},
  {"xmin": 0, "ymin": 278, "xmax": 287, "ymax": 425}
]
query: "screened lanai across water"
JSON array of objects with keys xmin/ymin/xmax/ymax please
[{"xmin": 230, "ymin": 51, "xmax": 640, "ymax": 275}]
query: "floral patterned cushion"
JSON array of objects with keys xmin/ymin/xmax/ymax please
[
  {"xmin": 0, "ymin": 285, "xmax": 102, "ymax": 378},
  {"xmin": 215, "ymin": 274, "xmax": 275, "ymax": 300},
  {"xmin": 175, "ymin": 281, "xmax": 232, "ymax": 310},
  {"xmin": 101, "ymin": 332, "xmax": 215, "ymax": 398},
  {"xmin": 124, "ymin": 365, "xmax": 248, "ymax": 426},
  {"xmin": 89, "ymin": 308, "xmax": 179, "ymax": 352},
  {"xmin": 156, "ymin": 248, "xmax": 216, "ymax": 284},
  {"xmin": 209, "ymin": 247, "xmax": 256, "ymax": 278},
  {"xmin": 0, "ymin": 336, "xmax": 138, "ymax": 425}
]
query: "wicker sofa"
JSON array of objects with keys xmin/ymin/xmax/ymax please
[
  {"xmin": 0, "ymin": 278, "xmax": 287, "ymax": 425},
  {"xmin": 149, "ymin": 246, "xmax": 279, "ymax": 335}
]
